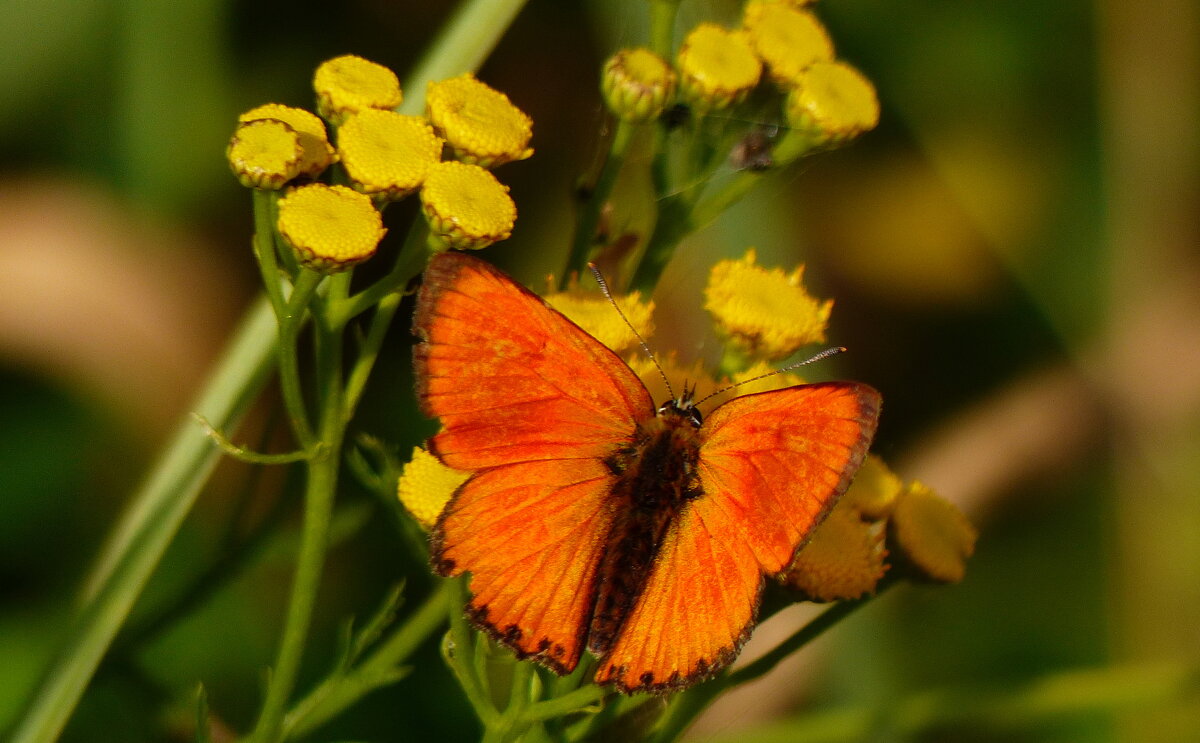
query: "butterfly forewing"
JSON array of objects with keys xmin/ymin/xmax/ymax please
[{"xmin": 414, "ymin": 251, "xmax": 654, "ymax": 470}]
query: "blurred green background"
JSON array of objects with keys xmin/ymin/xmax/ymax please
[{"xmin": 1, "ymin": 0, "xmax": 1197, "ymax": 740}]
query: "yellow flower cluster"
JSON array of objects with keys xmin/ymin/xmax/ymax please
[
  {"xmin": 598, "ymin": 2, "xmax": 878, "ymax": 150},
  {"xmin": 785, "ymin": 455, "xmax": 978, "ymax": 601},
  {"xmin": 226, "ymin": 56, "xmax": 533, "ymax": 271}
]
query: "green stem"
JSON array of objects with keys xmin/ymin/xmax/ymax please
[
  {"xmin": 562, "ymin": 119, "xmax": 636, "ymax": 287},
  {"xmin": 282, "ymin": 584, "xmax": 451, "ymax": 739},
  {"xmin": 8, "ymin": 297, "xmax": 278, "ymax": 743},
  {"xmin": 275, "ymin": 269, "xmax": 323, "ymax": 447},
  {"xmin": 647, "ymin": 0, "xmax": 681, "ymax": 58},
  {"xmin": 335, "ymin": 224, "xmax": 429, "ymax": 326},
  {"xmin": 253, "ymin": 190, "xmax": 286, "ymax": 316},
  {"xmin": 522, "ymin": 684, "xmax": 607, "ymax": 722},
  {"xmin": 627, "ymin": 194, "xmax": 692, "ymax": 294},
  {"xmin": 250, "ymin": 318, "xmax": 346, "ymax": 742},
  {"xmin": 445, "ymin": 578, "xmax": 498, "ymax": 724}
]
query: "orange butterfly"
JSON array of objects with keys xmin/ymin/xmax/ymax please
[{"xmin": 413, "ymin": 251, "xmax": 881, "ymax": 694}]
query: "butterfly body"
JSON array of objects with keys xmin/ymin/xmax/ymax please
[{"xmin": 414, "ymin": 252, "xmax": 880, "ymax": 693}]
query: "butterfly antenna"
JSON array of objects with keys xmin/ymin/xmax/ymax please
[
  {"xmin": 587, "ymin": 262, "xmax": 676, "ymax": 400},
  {"xmin": 693, "ymin": 346, "xmax": 847, "ymax": 407}
]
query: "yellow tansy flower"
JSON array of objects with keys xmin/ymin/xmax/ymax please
[
  {"xmin": 889, "ymin": 481, "xmax": 977, "ymax": 584},
  {"xmin": 785, "ymin": 505, "xmax": 887, "ymax": 602},
  {"xmin": 841, "ymin": 454, "xmax": 903, "ymax": 521},
  {"xmin": 397, "ymin": 446, "xmax": 470, "ymax": 530},
  {"xmin": 337, "ymin": 109, "xmax": 444, "ymax": 201},
  {"xmin": 426, "ymin": 74, "xmax": 533, "ymax": 168},
  {"xmin": 226, "ymin": 118, "xmax": 303, "ymax": 190},
  {"xmin": 742, "ymin": 1, "xmax": 834, "ymax": 86},
  {"xmin": 313, "ymin": 54, "xmax": 403, "ymax": 125},
  {"xmin": 420, "ymin": 161, "xmax": 516, "ymax": 251},
  {"xmin": 238, "ymin": 103, "xmax": 335, "ymax": 178},
  {"xmin": 785, "ymin": 60, "xmax": 880, "ymax": 147},
  {"xmin": 676, "ymin": 24, "xmax": 762, "ymax": 112},
  {"xmin": 276, "ymin": 184, "xmax": 386, "ymax": 272},
  {"xmin": 601, "ymin": 48, "xmax": 677, "ymax": 124},
  {"xmin": 544, "ymin": 288, "xmax": 655, "ymax": 356},
  {"xmin": 704, "ymin": 249, "xmax": 833, "ymax": 361}
]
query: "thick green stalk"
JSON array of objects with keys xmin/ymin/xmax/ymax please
[{"xmin": 8, "ymin": 297, "xmax": 278, "ymax": 743}]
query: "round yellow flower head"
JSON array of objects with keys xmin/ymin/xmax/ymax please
[
  {"xmin": 426, "ymin": 74, "xmax": 533, "ymax": 168},
  {"xmin": 785, "ymin": 60, "xmax": 880, "ymax": 148},
  {"xmin": 544, "ymin": 286, "xmax": 655, "ymax": 356},
  {"xmin": 420, "ymin": 161, "xmax": 516, "ymax": 251},
  {"xmin": 397, "ymin": 446, "xmax": 470, "ymax": 530},
  {"xmin": 337, "ymin": 109, "xmax": 444, "ymax": 201},
  {"xmin": 226, "ymin": 118, "xmax": 303, "ymax": 190},
  {"xmin": 841, "ymin": 454, "xmax": 903, "ymax": 521},
  {"xmin": 784, "ymin": 504, "xmax": 887, "ymax": 602},
  {"xmin": 313, "ymin": 54, "xmax": 403, "ymax": 125},
  {"xmin": 742, "ymin": 1, "xmax": 834, "ymax": 86},
  {"xmin": 276, "ymin": 184, "xmax": 386, "ymax": 272},
  {"xmin": 601, "ymin": 47, "xmax": 677, "ymax": 123},
  {"xmin": 889, "ymin": 481, "xmax": 977, "ymax": 584},
  {"xmin": 239, "ymin": 103, "xmax": 336, "ymax": 179},
  {"xmin": 704, "ymin": 249, "xmax": 833, "ymax": 361},
  {"xmin": 676, "ymin": 24, "xmax": 762, "ymax": 112}
]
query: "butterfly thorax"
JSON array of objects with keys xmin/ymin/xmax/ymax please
[{"xmin": 588, "ymin": 404, "xmax": 704, "ymax": 656}]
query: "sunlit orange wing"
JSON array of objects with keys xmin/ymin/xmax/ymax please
[
  {"xmin": 413, "ymin": 251, "xmax": 654, "ymax": 672},
  {"xmin": 594, "ymin": 383, "xmax": 880, "ymax": 692},
  {"xmin": 414, "ymin": 251, "xmax": 653, "ymax": 471}
]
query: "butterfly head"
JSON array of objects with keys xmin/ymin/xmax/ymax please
[{"xmin": 657, "ymin": 383, "xmax": 703, "ymax": 428}]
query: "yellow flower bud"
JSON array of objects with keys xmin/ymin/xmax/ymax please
[
  {"xmin": 676, "ymin": 24, "xmax": 762, "ymax": 112},
  {"xmin": 785, "ymin": 60, "xmax": 880, "ymax": 148},
  {"xmin": 426, "ymin": 74, "xmax": 534, "ymax": 168},
  {"xmin": 742, "ymin": 1, "xmax": 834, "ymax": 86},
  {"xmin": 842, "ymin": 454, "xmax": 903, "ymax": 521},
  {"xmin": 785, "ymin": 504, "xmax": 888, "ymax": 602},
  {"xmin": 276, "ymin": 184, "xmax": 386, "ymax": 272},
  {"xmin": 226, "ymin": 119, "xmax": 303, "ymax": 190},
  {"xmin": 889, "ymin": 482, "xmax": 977, "ymax": 584},
  {"xmin": 420, "ymin": 161, "xmax": 516, "ymax": 251},
  {"xmin": 704, "ymin": 248, "xmax": 832, "ymax": 361},
  {"xmin": 397, "ymin": 446, "xmax": 470, "ymax": 530},
  {"xmin": 313, "ymin": 54, "xmax": 403, "ymax": 125},
  {"xmin": 601, "ymin": 48, "xmax": 677, "ymax": 124},
  {"xmin": 337, "ymin": 109, "xmax": 444, "ymax": 201},
  {"xmin": 238, "ymin": 103, "xmax": 335, "ymax": 179}
]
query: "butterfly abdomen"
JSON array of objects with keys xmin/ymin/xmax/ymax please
[{"xmin": 587, "ymin": 409, "xmax": 703, "ymax": 656}]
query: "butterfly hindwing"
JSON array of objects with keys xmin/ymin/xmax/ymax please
[
  {"xmin": 595, "ymin": 382, "xmax": 880, "ymax": 692},
  {"xmin": 432, "ymin": 459, "xmax": 616, "ymax": 672}
]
